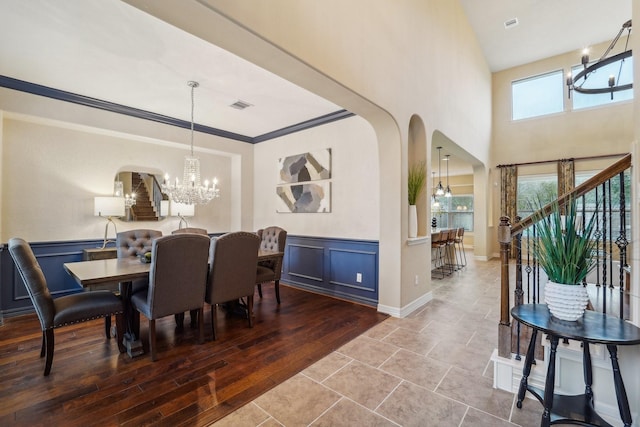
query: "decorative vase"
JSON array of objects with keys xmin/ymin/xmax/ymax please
[
  {"xmin": 431, "ymin": 217, "xmax": 437, "ymax": 229},
  {"xmin": 543, "ymin": 281, "xmax": 589, "ymax": 321},
  {"xmin": 408, "ymin": 205, "xmax": 417, "ymax": 238}
]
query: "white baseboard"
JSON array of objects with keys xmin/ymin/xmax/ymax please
[{"xmin": 378, "ymin": 291, "xmax": 433, "ymax": 318}]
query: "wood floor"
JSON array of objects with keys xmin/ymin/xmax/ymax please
[{"xmin": 0, "ymin": 284, "xmax": 387, "ymax": 426}]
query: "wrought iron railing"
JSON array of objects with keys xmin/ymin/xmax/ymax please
[{"xmin": 497, "ymin": 154, "xmax": 632, "ymax": 359}]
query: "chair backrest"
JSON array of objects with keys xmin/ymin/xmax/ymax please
[
  {"xmin": 116, "ymin": 229, "xmax": 162, "ymax": 258},
  {"xmin": 146, "ymin": 234, "xmax": 210, "ymax": 319},
  {"xmin": 171, "ymin": 227, "xmax": 208, "ymax": 235},
  {"xmin": 256, "ymin": 226, "xmax": 287, "ymax": 280},
  {"xmin": 8, "ymin": 238, "xmax": 54, "ymax": 330},
  {"xmin": 257, "ymin": 226, "xmax": 287, "ymax": 252},
  {"xmin": 206, "ymin": 231, "xmax": 260, "ymax": 304}
]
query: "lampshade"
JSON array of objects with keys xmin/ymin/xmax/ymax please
[
  {"xmin": 94, "ymin": 197, "xmax": 125, "ymax": 217},
  {"xmin": 170, "ymin": 202, "xmax": 195, "ymax": 217}
]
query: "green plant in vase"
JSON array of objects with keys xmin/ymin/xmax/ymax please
[
  {"xmin": 407, "ymin": 161, "xmax": 426, "ymax": 238},
  {"xmin": 531, "ymin": 195, "xmax": 599, "ymax": 320}
]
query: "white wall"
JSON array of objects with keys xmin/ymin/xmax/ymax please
[
  {"xmin": 0, "ymin": 87, "xmax": 255, "ymax": 242},
  {"xmin": 253, "ymin": 116, "xmax": 379, "ymax": 240}
]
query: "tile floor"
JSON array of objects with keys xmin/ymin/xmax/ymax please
[{"xmin": 213, "ymin": 254, "xmax": 543, "ymax": 426}]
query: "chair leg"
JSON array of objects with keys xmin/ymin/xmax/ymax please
[
  {"xmin": 105, "ymin": 316, "xmax": 111, "ymax": 339},
  {"xmin": 247, "ymin": 296, "xmax": 254, "ymax": 328},
  {"xmin": 174, "ymin": 312, "xmax": 185, "ymax": 330},
  {"xmin": 115, "ymin": 313, "xmax": 126, "ymax": 353},
  {"xmin": 190, "ymin": 309, "xmax": 198, "ymax": 329},
  {"xmin": 40, "ymin": 331, "xmax": 46, "ymax": 358},
  {"xmin": 274, "ymin": 281, "xmax": 281, "ymax": 304},
  {"xmin": 257, "ymin": 283, "xmax": 263, "ymax": 298},
  {"xmin": 211, "ymin": 304, "xmax": 218, "ymax": 341},
  {"xmin": 197, "ymin": 308, "xmax": 204, "ymax": 344},
  {"xmin": 43, "ymin": 329, "xmax": 54, "ymax": 376},
  {"xmin": 149, "ymin": 319, "xmax": 156, "ymax": 362}
]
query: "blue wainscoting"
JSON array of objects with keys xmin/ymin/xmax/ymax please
[
  {"xmin": 282, "ymin": 235, "xmax": 379, "ymax": 307},
  {"xmin": 0, "ymin": 235, "xmax": 380, "ymax": 317}
]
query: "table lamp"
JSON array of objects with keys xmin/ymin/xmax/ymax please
[
  {"xmin": 160, "ymin": 200, "xmax": 195, "ymax": 229},
  {"xmin": 94, "ymin": 196, "xmax": 125, "ymax": 249}
]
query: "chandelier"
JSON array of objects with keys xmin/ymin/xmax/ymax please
[
  {"xmin": 566, "ymin": 20, "xmax": 632, "ymax": 100},
  {"xmin": 162, "ymin": 81, "xmax": 220, "ymax": 205}
]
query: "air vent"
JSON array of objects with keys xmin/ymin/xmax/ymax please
[
  {"xmin": 229, "ymin": 100, "xmax": 253, "ymax": 110},
  {"xmin": 504, "ymin": 17, "xmax": 519, "ymax": 29}
]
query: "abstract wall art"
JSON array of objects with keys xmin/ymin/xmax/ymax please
[
  {"xmin": 276, "ymin": 182, "xmax": 331, "ymax": 213},
  {"xmin": 278, "ymin": 149, "xmax": 331, "ymax": 184}
]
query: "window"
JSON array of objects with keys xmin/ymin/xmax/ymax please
[
  {"xmin": 517, "ymin": 174, "xmax": 557, "ymax": 218},
  {"xmin": 571, "ymin": 56, "xmax": 633, "ymax": 110},
  {"xmin": 433, "ymin": 195, "xmax": 473, "ymax": 231},
  {"xmin": 512, "ymin": 70, "xmax": 564, "ymax": 120}
]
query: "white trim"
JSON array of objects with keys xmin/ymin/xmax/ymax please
[{"xmin": 378, "ymin": 291, "xmax": 433, "ymax": 318}]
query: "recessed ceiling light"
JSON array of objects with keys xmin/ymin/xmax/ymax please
[
  {"xmin": 504, "ymin": 17, "xmax": 519, "ymax": 29},
  {"xmin": 229, "ymin": 100, "xmax": 253, "ymax": 110}
]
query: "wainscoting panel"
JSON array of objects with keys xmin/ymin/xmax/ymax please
[
  {"xmin": 282, "ymin": 236, "xmax": 379, "ymax": 307},
  {"xmin": 0, "ymin": 235, "xmax": 380, "ymax": 317}
]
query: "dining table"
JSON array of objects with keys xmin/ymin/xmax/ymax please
[{"xmin": 63, "ymin": 249, "xmax": 285, "ymax": 357}]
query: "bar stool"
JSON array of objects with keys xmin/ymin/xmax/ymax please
[
  {"xmin": 444, "ymin": 228, "xmax": 459, "ymax": 272},
  {"xmin": 455, "ymin": 227, "xmax": 467, "ymax": 267},
  {"xmin": 431, "ymin": 231, "xmax": 447, "ymax": 278}
]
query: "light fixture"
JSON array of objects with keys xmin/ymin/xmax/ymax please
[
  {"xmin": 444, "ymin": 154, "xmax": 452, "ymax": 198},
  {"xmin": 431, "ymin": 171, "xmax": 440, "ymax": 208},
  {"xmin": 115, "ymin": 174, "xmax": 136, "ymax": 208},
  {"xmin": 566, "ymin": 20, "xmax": 632, "ymax": 100},
  {"xmin": 94, "ymin": 196, "xmax": 125, "ymax": 249},
  {"xmin": 162, "ymin": 81, "xmax": 220, "ymax": 205},
  {"xmin": 435, "ymin": 147, "xmax": 444, "ymax": 196},
  {"xmin": 160, "ymin": 200, "xmax": 195, "ymax": 229}
]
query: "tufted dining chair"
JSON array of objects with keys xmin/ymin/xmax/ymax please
[
  {"xmin": 8, "ymin": 238, "xmax": 125, "ymax": 376},
  {"xmin": 206, "ymin": 232, "xmax": 260, "ymax": 340},
  {"xmin": 171, "ymin": 226, "xmax": 208, "ymax": 327},
  {"xmin": 255, "ymin": 226, "xmax": 287, "ymax": 304},
  {"xmin": 115, "ymin": 229, "xmax": 162, "ymax": 335},
  {"xmin": 171, "ymin": 227, "xmax": 208, "ymax": 235},
  {"xmin": 130, "ymin": 234, "xmax": 210, "ymax": 361}
]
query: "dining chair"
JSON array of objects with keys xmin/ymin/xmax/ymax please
[
  {"xmin": 171, "ymin": 227, "xmax": 208, "ymax": 235},
  {"xmin": 171, "ymin": 226, "xmax": 208, "ymax": 327},
  {"xmin": 206, "ymin": 231, "xmax": 260, "ymax": 340},
  {"xmin": 255, "ymin": 226, "xmax": 287, "ymax": 304},
  {"xmin": 115, "ymin": 229, "xmax": 162, "ymax": 335},
  {"xmin": 8, "ymin": 238, "xmax": 125, "ymax": 376},
  {"xmin": 130, "ymin": 233, "xmax": 210, "ymax": 361}
]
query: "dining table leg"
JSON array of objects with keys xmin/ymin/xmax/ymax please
[{"xmin": 119, "ymin": 281, "xmax": 144, "ymax": 357}]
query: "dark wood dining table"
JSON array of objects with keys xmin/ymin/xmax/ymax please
[{"xmin": 63, "ymin": 250, "xmax": 284, "ymax": 357}]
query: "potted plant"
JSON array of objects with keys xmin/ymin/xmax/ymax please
[
  {"xmin": 408, "ymin": 161, "xmax": 426, "ymax": 238},
  {"xmin": 531, "ymin": 195, "xmax": 599, "ymax": 321}
]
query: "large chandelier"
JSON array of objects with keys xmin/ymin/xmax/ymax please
[
  {"xmin": 566, "ymin": 20, "xmax": 632, "ymax": 100},
  {"xmin": 162, "ymin": 81, "xmax": 220, "ymax": 205}
]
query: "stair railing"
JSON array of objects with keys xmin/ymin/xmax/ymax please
[{"xmin": 498, "ymin": 154, "xmax": 632, "ymax": 359}]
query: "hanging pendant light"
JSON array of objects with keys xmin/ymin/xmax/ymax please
[
  {"xmin": 435, "ymin": 146, "xmax": 445, "ymax": 196},
  {"xmin": 431, "ymin": 171, "xmax": 440, "ymax": 208},
  {"xmin": 162, "ymin": 81, "xmax": 220, "ymax": 205},
  {"xmin": 444, "ymin": 154, "xmax": 453, "ymax": 198}
]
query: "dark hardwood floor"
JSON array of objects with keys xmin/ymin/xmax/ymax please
[{"xmin": 0, "ymin": 284, "xmax": 387, "ymax": 426}]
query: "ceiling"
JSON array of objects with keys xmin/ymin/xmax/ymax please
[{"xmin": 0, "ymin": 0, "xmax": 633, "ymax": 169}]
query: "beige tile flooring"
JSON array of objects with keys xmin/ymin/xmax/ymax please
[{"xmin": 213, "ymin": 254, "xmax": 543, "ymax": 427}]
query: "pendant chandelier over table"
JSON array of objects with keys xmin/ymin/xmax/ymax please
[{"xmin": 161, "ymin": 81, "xmax": 220, "ymax": 205}]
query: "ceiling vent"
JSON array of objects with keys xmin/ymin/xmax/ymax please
[
  {"xmin": 229, "ymin": 100, "xmax": 253, "ymax": 110},
  {"xmin": 504, "ymin": 17, "xmax": 519, "ymax": 29}
]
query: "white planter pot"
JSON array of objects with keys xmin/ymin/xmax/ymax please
[
  {"xmin": 543, "ymin": 281, "xmax": 590, "ymax": 321},
  {"xmin": 408, "ymin": 205, "xmax": 417, "ymax": 238}
]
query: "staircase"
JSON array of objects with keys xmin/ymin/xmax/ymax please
[
  {"xmin": 497, "ymin": 153, "xmax": 632, "ymax": 360},
  {"xmin": 130, "ymin": 173, "xmax": 158, "ymax": 221}
]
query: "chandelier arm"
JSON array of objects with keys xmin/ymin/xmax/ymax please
[{"xmin": 572, "ymin": 50, "xmax": 632, "ymax": 93}]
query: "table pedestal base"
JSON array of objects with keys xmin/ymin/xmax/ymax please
[{"xmin": 123, "ymin": 333, "xmax": 144, "ymax": 358}]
